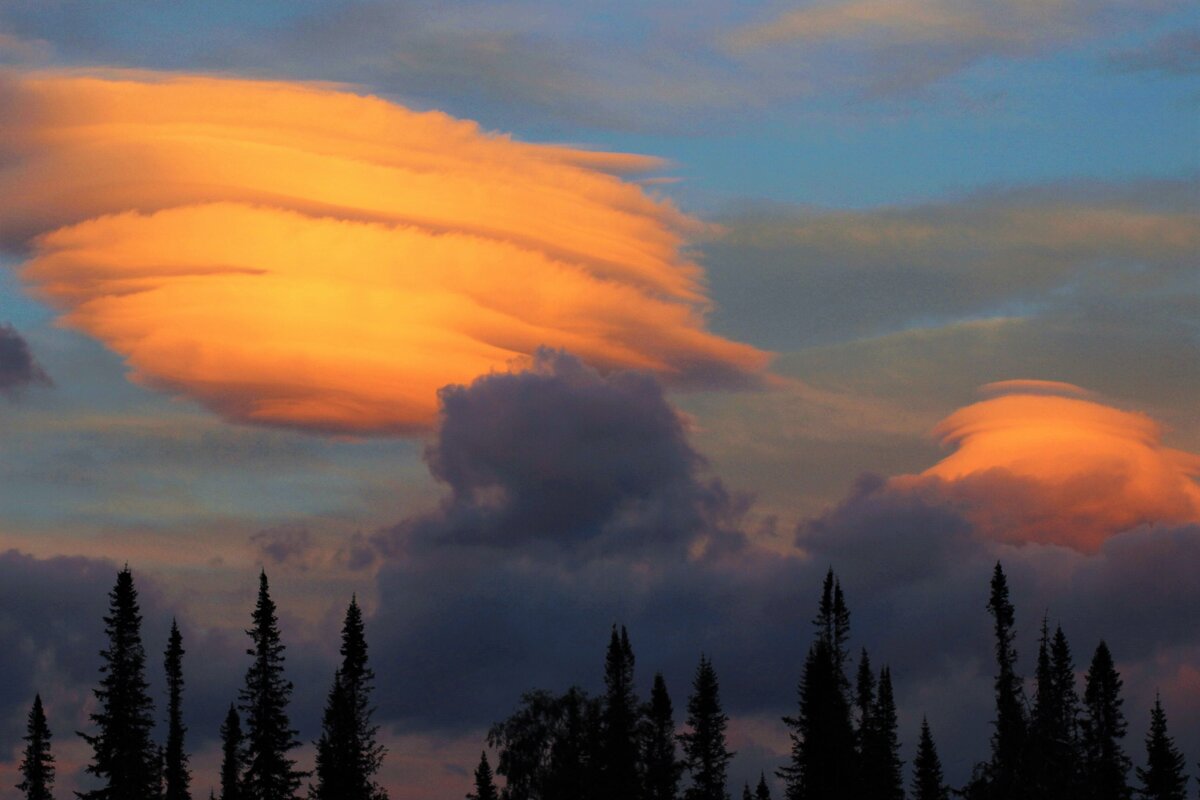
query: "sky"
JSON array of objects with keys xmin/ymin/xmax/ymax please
[{"xmin": 0, "ymin": 1, "xmax": 1197, "ymax": 797}]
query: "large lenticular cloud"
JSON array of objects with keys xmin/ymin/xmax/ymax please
[
  {"xmin": 0, "ymin": 70, "xmax": 768, "ymax": 434},
  {"xmin": 902, "ymin": 380, "xmax": 1200, "ymax": 551}
]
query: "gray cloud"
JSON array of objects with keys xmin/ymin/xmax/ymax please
[{"xmin": 0, "ymin": 322, "xmax": 51, "ymax": 396}]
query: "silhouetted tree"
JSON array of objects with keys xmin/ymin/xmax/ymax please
[
  {"xmin": 813, "ymin": 570, "xmax": 851, "ymax": 690},
  {"xmin": 742, "ymin": 784, "xmax": 753, "ymax": 800},
  {"xmin": 1027, "ymin": 619, "xmax": 1081, "ymax": 799},
  {"xmin": 79, "ymin": 566, "xmax": 160, "ymax": 800},
  {"xmin": 910, "ymin": 718, "xmax": 948, "ymax": 800},
  {"xmin": 311, "ymin": 598, "xmax": 387, "ymax": 800},
  {"xmin": 1135, "ymin": 696, "xmax": 1187, "ymax": 800},
  {"xmin": 977, "ymin": 561, "xmax": 1027, "ymax": 799},
  {"xmin": 239, "ymin": 571, "xmax": 304, "ymax": 800},
  {"xmin": 642, "ymin": 673, "xmax": 683, "ymax": 800},
  {"xmin": 1081, "ymin": 640, "xmax": 1131, "ymax": 800},
  {"xmin": 466, "ymin": 752, "xmax": 499, "ymax": 800},
  {"xmin": 680, "ymin": 656, "xmax": 733, "ymax": 800},
  {"xmin": 860, "ymin": 667, "xmax": 903, "ymax": 800},
  {"xmin": 754, "ymin": 774, "xmax": 771, "ymax": 800},
  {"xmin": 601, "ymin": 625, "xmax": 641, "ymax": 799},
  {"xmin": 488, "ymin": 687, "xmax": 601, "ymax": 800},
  {"xmin": 17, "ymin": 694, "xmax": 55, "ymax": 800},
  {"xmin": 219, "ymin": 706, "xmax": 242, "ymax": 800},
  {"xmin": 163, "ymin": 621, "xmax": 191, "ymax": 800},
  {"xmin": 780, "ymin": 635, "xmax": 856, "ymax": 800},
  {"xmin": 855, "ymin": 649, "xmax": 876, "ymax": 760}
]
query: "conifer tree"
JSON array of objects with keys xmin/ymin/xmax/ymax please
[
  {"xmin": 1081, "ymin": 640, "xmax": 1131, "ymax": 800},
  {"xmin": 679, "ymin": 656, "xmax": 734, "ymax": 800},
  {"xmin": 910, "ymin": 718, "xmax": 948, "ymax": 800},
  {"xmin": 17, "ymin": 694, "xmax": 55, "ymax": 800},
  {"xmin": 239, "ymin": 571, "xmax": 304, "ymax": 800},
  {"xmin": 779, "ymin": 637, "xmax": 856, "ymax": 800},
  {"xmin": 1134, "ymin": 696, "xmax": 1187, "ymax": 800},
  {"xmin": 1028, "ymin": 620, "xmax": 1081, "ymax": 798},
  {"xmin": 742, "ymin": 784, "xmax": 753, "ymax": 800},
  {"xmin": 466, "ymin": 751, "xmax": 499, "ymax": 800},
  {"xmin": 311, "ymin": 598, "xmax": 387, "ymax": 800},
  {"xmin": 642, "ymin": 672, "xmax": 683, "ymax": 800},
  {"xmin": 855, "ymin": 649, "xmax": 876, "ymax": 759},
  {"xmin": 164, "ymin": 621, "xmax": 191, "ymax": 800},
  {"xmin": 986, "ymin": 562, "xmax": 1027, "ymax": 798},
  {"xmin": 79, "ymin": 566, "xmax": 160, "ymax": 800},
  {"xmin": 601, "ymin": 625, "xmax": 641, "ymax": 799},
  {"xmin": 754, "ymin": 774, "xmax": 771, "ymax": 800},
  {"xmin": 219, "ymin": 705, "xmax": 242, "ymax": 800},
  {"xmin": 860, "ymin": 667, "xmax": 903, "ymax": 799}
]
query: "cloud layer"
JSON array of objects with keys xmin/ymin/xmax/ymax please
[
  {"xmin": 0, "ymin": 322, "xmax": 51, "ymax": 396},
  {"xmin": 0, "ymin": 70, "xmax": 767, "ymax": 434}
]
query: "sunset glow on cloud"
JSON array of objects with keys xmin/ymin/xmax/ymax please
[
  {"xmin": 909, "ymin": 381, "xmax": 1200, "ymax": 551},
  {"xmin": 0, "ymin": 71, "xmax": 768, "ymax": 434}
]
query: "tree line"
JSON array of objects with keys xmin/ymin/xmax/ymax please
[{"xmin": 11, "ymin": 563, "xmax": 1195, "ymax": 800}]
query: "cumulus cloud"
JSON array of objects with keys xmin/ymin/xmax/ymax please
[
  {"xmin": 0, "ymin": 322, "xmax": 51, "ymax": 396},
  {"xmin": 379, "ymin": 349, "xmax": 747, "ymax": 558},
  {"xmin": 0, "ymin": 70, "xmax": 768, "ymax": 435}
]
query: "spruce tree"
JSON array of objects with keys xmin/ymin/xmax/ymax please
[
  {"xmin": 164, "ymin": 621, "xmax": 191, "ymax": 800},
  {"xmin": 1081, "ymin": 640, "xmax": 1131, "ymax": 800},
  {"xmin": 219, "ymin": 705, "xmax": 242, "ymax": 800},
  {"xmin": 679, "ymin": 656, "xmax": 734, "ymax": 800},
  {"xmin": 910, "ymin": 718, "xmax": 948, "ymax": 800},
  {"xmin": 1135, "ymin": 696, "xmax": 1187, "ymax": 800},
  {"xmin": 601, "ymin": 625, "xmax": 641, "ymax": 799},
  {"xmin": 1028, "ymin": 620, "xmax": 1080, "ymax": 799},
  {"xmin": 311, "ymin": 598, "xmax": 387, "ymax": 800},
  {"xmin": 986, "ymin": 562, "xmax": 1026, "ymax": 798},
  {"xmin": 79, "ymin": 566, "xmax": 160, "ymax": 800},
  {"xmin": 866, "ymin": 667, "xmax": 904, "ymax": 800},
  {"xmin": 466, "ymin": 751, "xmax": 499, "ymax": 800},
  {"xmin": 642, "ymin": 672, "xmax": 683, "ymax": 800},
  {"xmin": 855, "ymin": 649, "xmax": 876, "ymax": 760},
  {"xmin": 17, "ymin": 694, "xmax": 55, "ymax": 800},
  {"xmin": 742, "ymin": 784, "xmax": 753, "ymax": 800},
  {"xmin": 239, "ymin": 571, "xmax": 304, "ymax": 800},
  {"xmin": 779, "ymin": 637, "xmax": 856, "ymax": 800},
  {"xmin": 754, "ymin": 773, "xmax": 771, "ymax": 800}
]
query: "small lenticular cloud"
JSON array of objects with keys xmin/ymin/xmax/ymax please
[
  {"xmin": 0, "ymin": 71, "xmax": 768, "ymax": 435},
  {"xmin": 908, "ymin": 382, "xmax": 1200, "ymax": 551}
]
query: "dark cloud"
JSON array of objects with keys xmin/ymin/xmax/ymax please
[
  {"xmin": 1109, "ymin": 30, "xmax": 1200, "ymax": 76},
  {"xmin": 0, "ymin": 322, "xmax": 51, "ymax": 396},
  {"xmin": 379, "ymin": 349, "xmax": 747, "ymax": 558}
]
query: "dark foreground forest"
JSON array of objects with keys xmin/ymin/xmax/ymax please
[{"xmin": 12, "ymin": 564, "xmax": 1195, "ymax": 800}]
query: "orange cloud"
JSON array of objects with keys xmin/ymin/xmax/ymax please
[
  {"xmin": 0, "ymin": 70, "xmax": 769, "ymax": 434},
  {"xmin": 902, "ymin": 382, "xmax": 1200, "ymax": 551}
]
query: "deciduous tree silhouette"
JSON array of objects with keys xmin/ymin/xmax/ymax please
[
  {"xmin": 18, "ymin": 694, "xmax": 55, "ymax": 800},
  {"xmin": 911, "ymin": 718, "xmax": 948, "ymax": 800},
  {"xmin": 163, "ymin": 621, "xmax": 191, "ymax": 800},
  {"xmin": 239, "ymin": 571, "xmax": 304, "ymax": 800},
  {"xmin": 1081, "ymin": 640, "xmax": 1131, "ymax": 800},
  {"xmin": 642, "ymin": 672, "xmax": 683, "ymax": 800},
  {"xmin": 680, "ymin": 655, "xmax": 733, "ymax": 800},
  {"xmin": 78, "ymin": 566, "xmax": 160, "ymax": 800},
  {"xmin": 488, "ymin": 687, "xmax": 601, "ymax": 800},
  {"xmin": 219, "ymin": 706, "xmax": 242, "ymax": 800},
  {"xmin": 1134, "ymin": 695, "xmax": 1187, "ymax": 800}
]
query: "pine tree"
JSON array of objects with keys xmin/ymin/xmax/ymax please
[
  {"xmin": 239, "ymin": 571, "xmax": 304, "ymax": 800},
  {"xmin": 466, "ymin": 751, "xmax": 498, "ymax": 800},
  {"xmin": 680, "ymin": 656, "xmax": 734, "ymax": 800},
  {"xmin": 164, "ymin": 621, "xmax": 191, "ymax": 800},
  {"xmin": 17, "ymin": 694, "xmax": 55, "ymax": 800},
  {"xmin": 219, "ymin": 705, "xmax": 242, "ymax": 800},
  {"xmin": 1135, "ymin": 696, "xmax": 1187, "ymax": 800},
  {"xmin": 779, "ymin": 637, "xmax": 856, "ymax": 800},
  {"xmin": 311, "ymin": 598, "xmax": 387, "ymax": 800},
  {"xmin": 601, "ymin": 625, "xmax": 641, "ymax": 799},
  {"xmin": 754, "ymin": 774, "xmax": 771, "ymax": 800},
  {"xmin": 910, "ymin": 718, "xmax": 948, "ymax": 800},
  {"xmin": 1081, "ymin": 640, "xmax": 1131, "ymax": 800},
  {"xmin": 986, "ymin": 562, "xmax": 1027, "ymax": 798},
  {"xmin": 79, "ymin": 566, "xmax": 160, "ymax": 800},
  {"xmin": 642, "ymin": 672, "xmax": 683, "ymax": 800}
]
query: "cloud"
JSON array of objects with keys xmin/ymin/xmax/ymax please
[
  {"xmin": 1108, "ymin": 29, "xmax": 1200, "ymax": 75},
  {"xmin": 725, "ymin": 0, "xmax": 1180, "ymax": 92},
  {"xmin": 0, "ymin": 322, "xmax": 51, "ymax": 396},
  {"xmin": 0, "ymin": 70, "xmax": 768, "ymax": 435},
  {"xmin": 379, "ymin": 349, "xmax": 747, "ymax": 558}
]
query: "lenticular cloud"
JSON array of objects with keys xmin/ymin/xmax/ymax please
[{"xmin": 0, "ymin": 70, "xmax": 768, "ymax": 434}]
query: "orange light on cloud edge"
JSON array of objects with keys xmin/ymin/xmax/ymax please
[
  {"xmin": 0, "ymin": 70, "xmax": 770, "ymax": 435},
  {"xmin": 902, "ymin": 383, "xmax": 1200, "ymax": 552}
]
